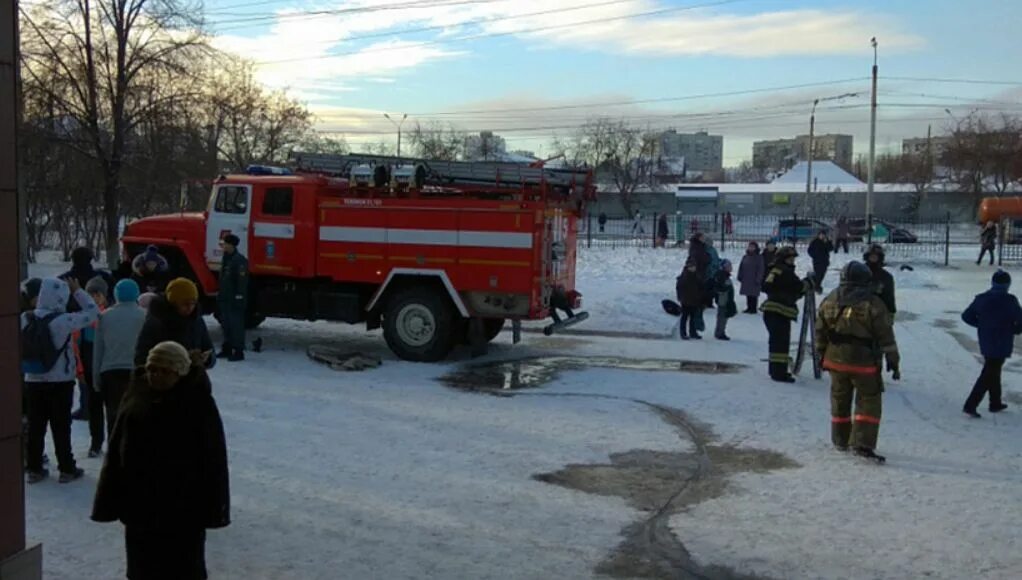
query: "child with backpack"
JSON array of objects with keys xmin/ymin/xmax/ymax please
[
  {"xmin": 713, "ymin": 260, "xmax": 738, "ymax": 340},
  {"xmin": 22, "ymin": 276, "xmax": 100, "ymax": 484}
]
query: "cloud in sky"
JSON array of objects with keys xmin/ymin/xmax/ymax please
[{"xmin": 212, "ymin": 0, "xmax": 923, "ymax": 97}]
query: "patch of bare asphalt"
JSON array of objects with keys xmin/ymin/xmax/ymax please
[{"xmin": 441, "ymin": 364, "xmax": 795, "ymax": 580}]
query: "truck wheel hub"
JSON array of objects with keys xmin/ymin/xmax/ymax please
[{"xmin": 396, "ymin": 304, "xmax": 436, "ymax": 346}]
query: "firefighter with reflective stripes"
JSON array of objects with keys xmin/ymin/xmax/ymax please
[
  {"xmin": 761, "ymin": 246, "xmax": 810, "ymax": 383},
  {"xmin": 816, "ymin": 261, "xmax": 900, "ymax": 463}
]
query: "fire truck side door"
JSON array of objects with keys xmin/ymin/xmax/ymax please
[
  {"xmin": 206, "ymin": 183, "xmax": 252, "ymax": 271},
  {"xmin": 250, "ymin": 185, "xmax": 300, "ymax": 276}
]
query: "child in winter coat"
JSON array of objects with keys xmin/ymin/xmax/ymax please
[
  {"xmin": 960, "ymin": 269, "xmax": 1022, "ymax": 417},
  {"xmin": 676, "ymin": 260, "xmax": 704, "ymax": 340},
  {"xmin": 714, "ymin": 260, "xmax": 738, "ymax": 340},
  {"xmin": 738, "ymin": 242, "xmax": 765, "ymax": 313},
  {"xmin": 22, "ymin": 277, "xmax": 100, "ymax": 484},
  {"xmin": 94, "ymin": 280, "xmax": 147, "ymax": 440}
]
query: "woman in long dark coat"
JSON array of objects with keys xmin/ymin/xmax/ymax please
[{"xmin": 92, "ymin": 341, "xmax": 230, "ymax": 580}]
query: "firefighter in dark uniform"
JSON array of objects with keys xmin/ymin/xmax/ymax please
[
  {"xmin": 761, "ymin": 246, "xmax": 810, "ymax": 383},
  {"xmin": 816, "ymin": 261, "xmax": 900, "ymax": 463},
  {"xmin": 218, "ymin": 234, "xmax": 249, "ymax": 362},
  {"xmin": 864, "ymin": 244, "xmax": 896, "ymax": 315}
]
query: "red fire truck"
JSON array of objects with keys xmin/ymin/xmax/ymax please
[{"xmin": 120, "ymin": 153, "xmax": 593, "ymax": 361}]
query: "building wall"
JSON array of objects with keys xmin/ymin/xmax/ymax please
[
  {"xmin": 752, "ymin": 138, "xmax": 797, "ymax": 171},
  {"xmin": 902, "ymin": 136, "xmax": 950, "ymax": 157},
  {"xmin": 659, "ymin": 130, "xmax": 723, "ymax": 172},
  {"xmin": 753, "ymin": 134, "xmax": 854, "ymax": 171}
]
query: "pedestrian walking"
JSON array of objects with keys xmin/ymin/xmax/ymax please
[
  {"xmin": 724, "ymin": 211, "xmax": 734, "ymax": 235},
  {"xmin": 135, "ymin": 278, "xmax": 216, "ymax": 369},
  {"xmin": 631, "ymin": 211, "xmax": 644, "ymax": 235},
  {"xmin": 598, "ymin": 212, "xmax": 607, "ymax": 233},
  {"xmin": 738, "ymin": 242, "xmax": 765, "ymax": 314},
  {"xmin": 762, "ymin": 247, "xmax": 810, "ymax": 383},
  {"xmin": 92, "ymin": 341, "xmax": 230, "ymax": 580},
  {"xmin": 21, "ymin": 277, "xmax": 99, "ymax": 484},
  {"xmin": 93, "ymin": 280, "xmax": 147, "ymax": 439},
  {"xmin": 978, "ymin": 221, "xmax": 997, "ymax": 266},
  {"xmin": 816, "ymin": 261, "xmax": 900, "ymax": 463},
  {"xmin": 834, "ymin": 216, "xmax": 850, "ymax": 254},
  {"xmin": 713, "ymin": 260, "xmax": 738, "ymax": 340},
  {"xmin": 656, "ymin": 213, "xmax": 669, "ymax": 248},
  {"xmin": 808, "ymin": 231, "xmax": 834, "ymax": 293},
  {"xmin": 218, "ymin": 234, "xmax": 249, "ymax": 361},
  {"xmin": 676, "ymin": 259, "xmax": 704, "ymax": 340},
  {"xmin": 960, "ymin": 269, "xmax": 1022, "ymax": 418}
]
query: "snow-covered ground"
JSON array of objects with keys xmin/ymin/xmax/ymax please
[{"xmin": 25, "ymin": 248, "xmax": 1022, "ymax": 579}]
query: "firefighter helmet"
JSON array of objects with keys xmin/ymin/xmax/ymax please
[{"xmin": 841, "ymin": 261, "xmax": 872, "ymax": 286}]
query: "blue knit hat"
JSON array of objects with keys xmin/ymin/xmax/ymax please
[
  {"xmin": 993, "ymin": 269, "xmax": 1011, "ymax": 287},
  {"xmin": 114, "ymin": 279, "xmax": 141, "ymax": 304}
]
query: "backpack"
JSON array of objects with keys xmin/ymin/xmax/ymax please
[{"xmin": 21, "ymin": 312, "xmax": 71, "ymax": 374}]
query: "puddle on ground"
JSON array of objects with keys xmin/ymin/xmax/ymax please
[
  {"xmin": 535, "ymin": 405, "xmax": 796, "ymax": 579},
  {"xmin": 440, "ymin": 356, "xmax": 745, "ymax": 392}
]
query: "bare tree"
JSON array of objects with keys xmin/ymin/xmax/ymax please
[
  {"xmin": 20, "ymin": 0, "xmax": 207, "ymax": 266},
  {"xmin": 552, "ymin": 119, "xmax": 659, "ymax": 216},
  {"xmin": 942, "ymin": 113, "xmax": 1022, "ymax": 196},
  {"xmin": 408, "ymin": 122, "xmax": 465, "ymax": 160},
  {"xmin": 728, "ymin": 161, "xmax": 769, "ymax": 183}
]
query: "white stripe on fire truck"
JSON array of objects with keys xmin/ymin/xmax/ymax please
[
  {"xmin": 253, "ymin": 222, "xmax": 295, "ymax": 239},
  {"xmin": 318, "ymin": 227, "xmax": 533, "ymax": 249}
]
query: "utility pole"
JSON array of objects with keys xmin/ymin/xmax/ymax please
[
  {"xmin": 384, "ymin": 112, "xmax": 408, "ymax": 157},
  {"xmin": 866, "ymin": 37, "xmax": 879, "ymax": 222},
  {"xmin": 806, "ymin": 98, "xmax": 820, "ymax": 195}
]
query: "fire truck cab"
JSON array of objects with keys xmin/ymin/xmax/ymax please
[{"xmin": 121, "ymin": 153, "xmax": 593, "ymax": 361}]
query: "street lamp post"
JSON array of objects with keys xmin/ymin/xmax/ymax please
[
  {"xmin": 866, "ymin": 37, "xmax": 879, "ymax": 227},
  {"xmin": 806, "ymin": 99, "xmax": 820, "ymax": 195},
  {"xmin": 384, "ymin": 113, "xmax": 408, "ymax": 157}
]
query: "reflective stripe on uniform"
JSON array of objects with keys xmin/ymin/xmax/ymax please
[
  {"xmin": 831, "ymin": 416, "xmax": 852, "ymax": 424},
  {"xmin": 769, "ymin": 353, "xmax": 791, "ymax": 363},
  {"xmin": 854, "ymin": 414, "xmax": 881, "ymax": 425},
  {"xmin": 823, "ymin": 359, "xmax": 878, "ymax": 375},
  {"xmin": 761, "ymin": 301, "xmax": 798, "ymax": 319}
]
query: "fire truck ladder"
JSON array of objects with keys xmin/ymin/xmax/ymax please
[{"xmin": 289, "ymin": 151, "xmax": 593, "ymax": 197}]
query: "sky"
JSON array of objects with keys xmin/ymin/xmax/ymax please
[{"xmin": 206, "ymin": 0, "xmax": 1022, "ymax": 164}]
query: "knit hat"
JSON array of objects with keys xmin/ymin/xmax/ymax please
[
  {"xmin": 146, "ymin": 341, "xmax": 192, "ymax": 377},
  {"xmin": 165, "ymin": 278, "xmax": 199, "ymax": 306},
  {"xmin": 138, "ymin": 292, "xmax": 159, "ymax": 309},
  {"xmin": 143, "ymin": 245, "xmax": 161, "ymax": 264},
  {"xmin": 114, "ymin": 279, "xmax": 141, "ymax": 304},
  {"xmin": 992, "ymin": 269, "xmax": 1011, "ymax": 287},
  {"xmin": 222, "ymin": 234, "xmax": 241, "ymax": 247},
  {"xmin": 85, "ymin": 276, "xmax": 108, "ymax": 297},
  {"xmin": 721, "ymin": 259, "xmax": 733, "ymax": 272}
]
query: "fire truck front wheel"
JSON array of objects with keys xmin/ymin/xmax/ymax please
[{"xmin": 383, "ymin": 287, "xmax": 456, "ymax": 362}]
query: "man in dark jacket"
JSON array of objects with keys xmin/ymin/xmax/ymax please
[
  {"xmin": 135, "ymin": 278, "xmax": 215, "ymax": 369},
  {"xmin": 761, "ymin": 241, "xmax": 778, "ymax": 283},
  {"xmin": 63, "ymin": 247, "xmax": 115, "ymax": 304},
  {"xmin": 218, "ymin": 234, "xmax": 249, "ymax": 362},
  {"xmin": 978, "ymin": 221, "xmax": 997, "ymax": 266},
  {"xmin": 687, "ymin": 233, "xmax": 711, "ymax": 277},
  {"xmin": 676, "ymin": 259, "xmax": 704, "ymax": 340},
  {"xmin": 807, "ymin": 231, "xmax": 834, "ymax": 293},
  {"xmin": 598, "ymin": 212, "xmax": 607, "ymax": 233},
  {"xmin": 762, "ymin": 247, "xmax": 810, "ymax": 383},
  {"xmin": 961, "ymin": 269, "xmax": 1022, "ymax": 418},
  {"xmin": 834, "ymin": 216, "xmax": 850, "ymax": 254},
  {"xmin": 93, "ymin": 341, "xmax": 230, "ymax": 580},
  {"xmin": 864, "ymin": 244, "xmax": 896, "ymax": 315}
]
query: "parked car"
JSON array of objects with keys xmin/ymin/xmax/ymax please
[
  {"xmin": 847, "ymin": 218, "xmax": 918, "ymax": 244},
  {"xmin": 771, "ymin": 219, "xmax": 832, "ymax": 243}
]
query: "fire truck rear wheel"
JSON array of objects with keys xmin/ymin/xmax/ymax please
[
  {"xmin": 383, "ymin": 287, "xmax": 456, "ymax": 362},
  {"xmin": 483, "ymin": 318, "xmax": 505, "ymax": 342}
]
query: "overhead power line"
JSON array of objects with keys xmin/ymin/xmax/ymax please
[
  {"xmin": 882, "ymin": 76, "xmax": 1022, "ymax": 86},
  {"xmin": 254, "ymin": 0, "xmax": 749, "ymax": 65},
  {"xmin": 208, "ymin": 0, "xmax": 512, "ymax": 30}
]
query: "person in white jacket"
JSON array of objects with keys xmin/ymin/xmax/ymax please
[
  {"xmin": 22, "ymin": 276, "xmax": 99, "ymax": 484},
  {"xmin": 93, "ymin": 280, "xmax": 147, "ymax": 439}
]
